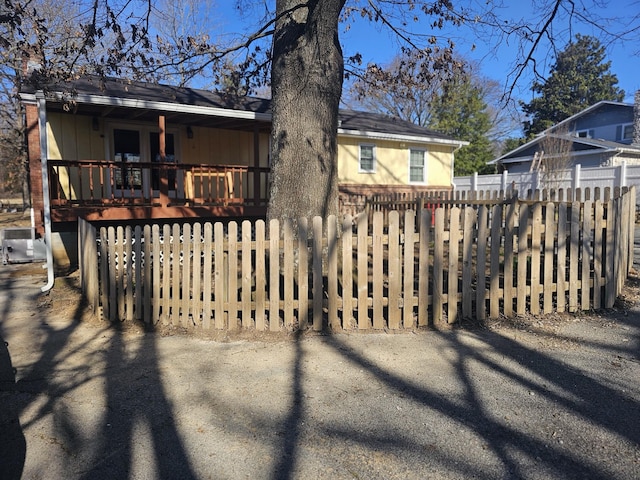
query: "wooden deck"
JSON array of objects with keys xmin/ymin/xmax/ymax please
[{"xmin": 48, "ymin": 160, "xmax": 270, "ymax": 222}]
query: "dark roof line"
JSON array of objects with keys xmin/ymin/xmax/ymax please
[{"xmin": 23, "ymin": 76, "xmax": 458, "ymax": 142}]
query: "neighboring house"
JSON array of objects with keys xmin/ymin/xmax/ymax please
[
  {"xmin": 493, "ymin": 101, "xmax": 640, "ymax": 174},
  {"xmin": 20, "ymin": 76, "xmax": 465, "ymax": 267}
]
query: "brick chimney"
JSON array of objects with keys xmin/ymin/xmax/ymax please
[{"xmin": 634, "ymin": 90, "xmax": 640, "ymax": 145}]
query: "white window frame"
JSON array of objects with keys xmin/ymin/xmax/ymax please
[
  {"xmin": 408, "ymin": 148, "xmax": 427, "ymax": 184},
  {"xmin": 358, "ymin": 144, "xmax": 376, "ymax": 173},
  {"xmin": 622, "ymin": 123, "xmax": 634, "ymax": 140},
  {"xmin": 575, "ymin": 129, "xmax": 594, "ymax": 139}
]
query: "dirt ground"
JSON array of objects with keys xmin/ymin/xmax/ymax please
[{"xmin": 1, "ymin": 211, "xmax": 639, "ymax": 479}]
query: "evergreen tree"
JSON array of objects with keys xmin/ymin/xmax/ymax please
[
  {"xmin": 521, "ymin": 34, "xmax": 625, "ymax": 137},
  {"xmin": 430, "ymin": 73, "xmax": 495, "ymax": 176},
  {"xmin": 500, "ymin": 137, "xmax": 527, "ymax": 156}
]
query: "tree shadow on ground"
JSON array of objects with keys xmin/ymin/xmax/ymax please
[
  {"xmin": 0, "ymin": 332, "xmax": 26, "ymax": 480},
  {"xmin": 0, "ymin": 268, "xmax": 197, "ymax": 479},
  {"xmin": 0, "ymin": 268, "xmax": 33, "ymax": 479},
  {"xmin": 311, "ymin": 319, "xmax": 639, "ymax": 479}
]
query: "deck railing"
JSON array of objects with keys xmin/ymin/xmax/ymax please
[{"xmin": 48, "ymin": 160, "xmax": 270, "ymax": 209}]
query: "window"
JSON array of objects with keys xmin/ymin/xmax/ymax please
[
  {"xmin": 108, "ymin": 123, "xmax": 179, "ymax": 192},
  {"xmin": 623, "ymin": 124, "xmax": 634, "ymax": 140},
  {"xmin": 113, "ymin": 129, "xmax": 142, "ymax": 189},
  {"xmin": 409, "ymin": 149, "xmax": 426, "ymax": 183},
  {"xmin": 576, "ymin": 129, "xmax": 594, "ymax": 139},
  {"xmin": 359, "ymin": 144, "xmax": 376, "ymax": 173}
]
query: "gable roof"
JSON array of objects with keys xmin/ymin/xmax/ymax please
[
  {"xmin": 538, "ymin": 100, "xmax": 631, "ymax": 136},
  {"xmin": 493, "ymin": 100, "xmax": 639, "ymax": 165},
  {"xmin": 21, "ymin": 76, "xmax": 464, "ymax": 147},
  {"xmin": 492, "ymin": 134, "xmax": 640, "ymax": 165}
]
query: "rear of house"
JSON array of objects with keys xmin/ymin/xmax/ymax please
[{"xmin": 21, "ymin": 77, "xmax": 464, "ymax": 268}]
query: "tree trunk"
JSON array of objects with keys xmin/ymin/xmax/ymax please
[{"xmin": 267, "ymin": 0, "xmax": 345, "ymax": 224}]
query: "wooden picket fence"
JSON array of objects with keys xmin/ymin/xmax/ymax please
[{"xmin": 79, "ymin": 187, "xmax": 636, "ymax": 332}]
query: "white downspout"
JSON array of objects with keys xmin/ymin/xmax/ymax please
[{"xmin": 36, "ymin": 91, "xmax": 55, "ymax": 292}]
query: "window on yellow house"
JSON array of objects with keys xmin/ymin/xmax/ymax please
[
  {"xmin": 359, "ymin": 144, "xmax": 376, "ymax": 173},
  {"xmin": 409, "ymin": 149, "xmax": 426, "ymax": 183}
]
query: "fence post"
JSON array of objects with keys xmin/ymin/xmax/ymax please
[
  {"xmin": 501, "ymin": 170, "xmax": 508, "ymax": 196},
  {"xmin": 573, "ymin": 164, "xmax": 581, "ymax": 192},
  {"xmin": 78, "ymin": 218, "xmax": 99, "ymax": 316},
  {"xmin": 472, "ymin": 172, "xmax": 478, "ymax": 192}
]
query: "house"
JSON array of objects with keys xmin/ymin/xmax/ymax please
[
  {"xmin": 493, "ymin": 100, "xmax": 640, "ymax": 174},
  {"xmin": 20, "ymin": 76, "xmax": 465, "ymax": 269}
]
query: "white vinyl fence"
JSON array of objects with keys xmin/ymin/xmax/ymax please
[{"xmin": 454, "ymin": 162, "xmax": 640, "ymax": 204}]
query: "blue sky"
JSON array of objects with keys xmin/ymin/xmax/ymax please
[{"xmin": 215, "ymin": 1, "xmax": 640, "ymax": 104}]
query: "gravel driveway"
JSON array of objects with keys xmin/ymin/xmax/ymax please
[{"xmin": 1, "ymin": 264, "xmax": 639, "ymax": 479}]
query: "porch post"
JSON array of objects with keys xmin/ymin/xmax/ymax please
[
  {"xmin": 253, "ymin": 125, "xmax": 260, "ymax": 203},
  {"xmin": 159, "ymin": 115, "xmax": 166, "ymax": 159},
  {"xmin": 158, "ymin": 115, "xmax": 169, "ymax": 207}
]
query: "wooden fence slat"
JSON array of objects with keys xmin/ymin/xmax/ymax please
[
  {"xmin": 476, "ymin": 205, "xmax": 487, "ymax": 321},
  {"xmin": 543, "ymin": 203, "xmax": 555, "ymax": 314},
  {"xmin": 108, "ymin": 226, "xmax": 117, "ymax": 322},
  {"xmin": 192, "ymin": 223, "xmax": 202, "ymax": 327},
  {"xmin": 100, "ymin": 227, "xmax": 109, "ymax": 321},
  {"xmin": 270, "ymin": 219, "xmax": 281, "ymax": 331},
  {"xmin": 530, "ymin": 204, "xmax": 542, "ymax": 315},
  {"xmin": 284, "ymin": 219, "xmax": 295, "ymax": 329},
  {"xmin": 298, "ymin": 218, "xmax": 309, "ymax": 329},
  {"xmin": 134, "ymin": 225, "xmax": 142, "ymax": 320},
  {"xmin": 255, "ymin": 220, "xmax": 266, "ymax": 330},
  {"xmin": 516, "ymin": 204, "xmax": 529, "ymax": 316},
  {"xmin": 203, "ymin": 222, "xmax": 213, "ymax": 330},
  {"xmin": 145, "ymin": 224, "xmax": 154, "ymax": 324},
  {"xmin": 503, "ymin": 201, "xmax": 516, "ymax": 317},
  {"xmin": 327, "ymin": 216, "xmax": 339, "ymax": 330},
  {"xmin": 433, "ymin": 208, "xmax": 445, "ymax": 325},
  {"xmin": 214, "ymin": 222, "xmax": 225, "ymax": 329},
  {"xmin": 569, "ymin": 203, "xmax": 580, "ymax": 312},
  {"xmin": 403, "ymin": 210, "xmax": 415, "ymax": 329},
  {"xmin": 79, "ymin": 220, "xmax": 98, "ymax": 316},
  {"xmin": 489, "ymin": 204, "xmax": 502, "ymax": 319},
  {"xmin": 181, "ymin": 223, "xmax": 192, "ymax": 328},
  {"xmin": 621, "ymin": 193, "xmax": 631, "ymax": 286},
  {"xmin": 628, "ymin": 187, "xmax": 636, "ymax": 275},
  {"xmin": 342, "ymin": 215, "xmax": 354, "ymax": 329},
  {"xmin": 373, "ymin": 212, "xmax": 384, "ymax": 329},
  {"xmin": 581, "ymin": 201, "xmax": 593, "ymax": 311},
  {"xmin": 228, "ymin": 221, "xmax": 238, "ymax": 330},
  {"xmin": 312, "ymin": 216, "xmax": 323, "ymax": 331},
  {"xmin": 593, "ymin": 201, "xmax": 603, "ymax": 309},
  {"xmin": 357, "ymin": 214, "xmax": 370, "ymax": 329},
  {"xmin": 462, "ymin": 206, "xmax": 474, "ymax": 319},
  {"xmin": 161, "ymin": 224, "xmax": 171, "ymax": 324},
  {"xmin": 448, "ymin": 207, "xmax": 460, "ymax": 324},
  {"xmin": 241, "ymin": 221, "xmax": 252, "ymax": 328},
  {"xmin": 614, "ymin": 198, "xmax": 622, "ymax": 296},
  {"xmin": 388, "ymin": 211, "xmax": 401, "ymax": 329},
  {"xmin": 418, "ymin": 210, "xmax": 430, "ymax": 327},
  {"xmin": 171, "ymin": 224, "xmax": 181, "ymax": 325},
  {"xmin": 556, "ymin": 204, "xmax": 567, "ymax": 312},
  {"xmin": 117, "ymin": 226, "xmax": 126, "ymax": 320}
]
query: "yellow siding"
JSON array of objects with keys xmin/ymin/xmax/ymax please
[
  {"xmin": 47, "ymin": 113, "xmax": 107, "ymax": 200},
  {"xmin": 180, "ymin": 126, "xmax": 269, "ymax": 166},
  {"xmin": 337, "ymin": 136, "xmax": 453, "ymax": 187},
  {"xmin": 47, "ymin": 112, "xmax": 106, "ymax": 161}
]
